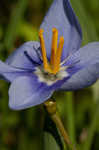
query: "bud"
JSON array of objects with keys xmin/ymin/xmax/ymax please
[{"xmin": 44, "ymin": 99, "xmax": 57, "ymax": 115}]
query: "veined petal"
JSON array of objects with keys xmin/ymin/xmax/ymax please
[
  {"xmin": 6, "ymin": 41, "xmax": 42, "ymax": 70},
  {"xmin": 60, "ymin": 42, "xmax": 99, "ymax": 90},
  {"xmin": 40, "ymin": 0, "xmax": 82, "ymax": 60},
  {"xmin": 9, "ymin": 75, "xmax": 54, "ymax": 110},
  {"xmin": 0, "ymin": 60, "xmax": 32, "ymax": 82}
]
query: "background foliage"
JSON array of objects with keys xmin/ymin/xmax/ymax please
[{"xmin": 0, "ymin": 0, "xmax": 99, "ymax": 150}]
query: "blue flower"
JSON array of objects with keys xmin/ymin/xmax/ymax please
[{"xmin": 0, "ymin": 0, "xmax": 99, "ymax": 110}]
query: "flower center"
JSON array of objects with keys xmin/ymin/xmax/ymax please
[{"xmin": 39, "ymin": 28, "xmax": 64, "ymax": 75}]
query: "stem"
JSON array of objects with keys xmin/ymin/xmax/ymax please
[
  {"xmin": 65, "ymin": 92, "xmax": 76, "ymax": 144},
  {"xmin": 4, "ymin": 0, "xmax": 28, "ymax": 50},
  {"xmin": 83, "ymin": 100, "xmax": 99, "ymax": 150},
  {"xmin": 52, "ymin": 113, "xmax": 72, "ymax": 146},
  {"xmin": 44, "ymin": 99, "xmax": 77, "ymax": 150}
]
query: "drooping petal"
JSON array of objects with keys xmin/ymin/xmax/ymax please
[
  {"xmin": 9, "ymin": 75, "xmax": 54, "ymax": 110},
  {"xmin": 0, "ymin": 60, "xmax": 32, "ymax": 82},
  {"xmin": 59, "ymin": 42, "xmax": 99, "ymax": 90},
  {"xmin": 6, "ymin": 41, "xmax": 42, "ymax": 70},
  {"xmin": 40, "ymin": 0, "xmax": 82, "ymax": 60}
]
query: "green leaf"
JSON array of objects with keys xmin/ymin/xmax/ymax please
[{"xmin": 44, "ymin": 113, "xmax": 64, "ymax": 150}]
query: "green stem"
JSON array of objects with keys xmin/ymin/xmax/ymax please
[
  {"xmin": 83, "ymin": 101, "xmax": 99, "ymax": 150},
  {"xmin": 65, "ymin": 92, "xmax": 76, "ymax": 145},
  {"xmin": 44, "ymin": 99, "xmax": 77, "ymax": 150},
  {"xmin": 4, "ymin": 0, "xmax": 28, "ymax": 50}
]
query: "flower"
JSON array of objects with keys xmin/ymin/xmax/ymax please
[{"xmin": 0, "ymin": 0, "xmax": 99, "ymax": 110}]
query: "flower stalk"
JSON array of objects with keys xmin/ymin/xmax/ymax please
[{"xmin": 44, "ymin": 99, "xmax": 77, "ymax": 150}]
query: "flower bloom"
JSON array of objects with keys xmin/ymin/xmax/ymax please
[{"xmin": 0, "ymin": 0, "xmax": 99, "ymax": 110}]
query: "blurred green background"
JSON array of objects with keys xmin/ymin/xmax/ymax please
[{"xmin": 0, "ymin": 0, "xmax": 99, "ymax": 150}]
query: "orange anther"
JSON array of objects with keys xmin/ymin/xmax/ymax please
[
  {"xmin": 50, "ymin": 28, "xmax": 58, "ymax": 68},
  {"xmin": 39, "ymin": 29, "xmax": 51, "ymax": 72},
  {"xmin": 39, "ymin": 28, "xmax": 64, "ymax": 74},
  {"xmin": 53, "ymin": 36, "xmax": 64, "ymax": 74}
]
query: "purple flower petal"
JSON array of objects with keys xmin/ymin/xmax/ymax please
[
  {"xmin": 40, "ymin": 0, "xmax": 82, "ymax": 60},
  {"xmin": 6, "ymin": 41, "xmax": 42, "ymax": 70},
  {"xmin": 9, "ymin": 75, "xmax": 54, "ymax": 110},
  {"xmin": 59, "ymin": 42, "xmax": 99, "ymax": 90},
  {"xmin": 0, "ymin": 60, "xmax": 32, "ymax": 82}
]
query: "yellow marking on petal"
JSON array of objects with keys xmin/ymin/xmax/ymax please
[
  {"xmin": 50, "ymin": 28, "xmax": 58, "ymax": 68},
  {"xmin": 39, "ymin": 29, "xmax": 51, "ymax": 72},
  {"xmin": 53, "ymin": 36, "xmax": 64, "ymax": 74}
]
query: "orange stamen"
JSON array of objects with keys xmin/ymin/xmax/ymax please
[
  {"xmin": 53, "ymin": 36, "xmax": 64, "ymax": 74},
  {"xmin": 39, "ymin": 29, "xmax": 51, "ymax": 72},
  {"xmin": 50, "ymin": 28, "xmax": 58, "ymax": 68},
  {"xmin": 39, "ymin": 28, "xmax": 64, "ymax": 75}
]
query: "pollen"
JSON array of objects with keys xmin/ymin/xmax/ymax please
[{"xmin": 39, "ymin": 28, "xmax": 64, "ymax": 74}]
